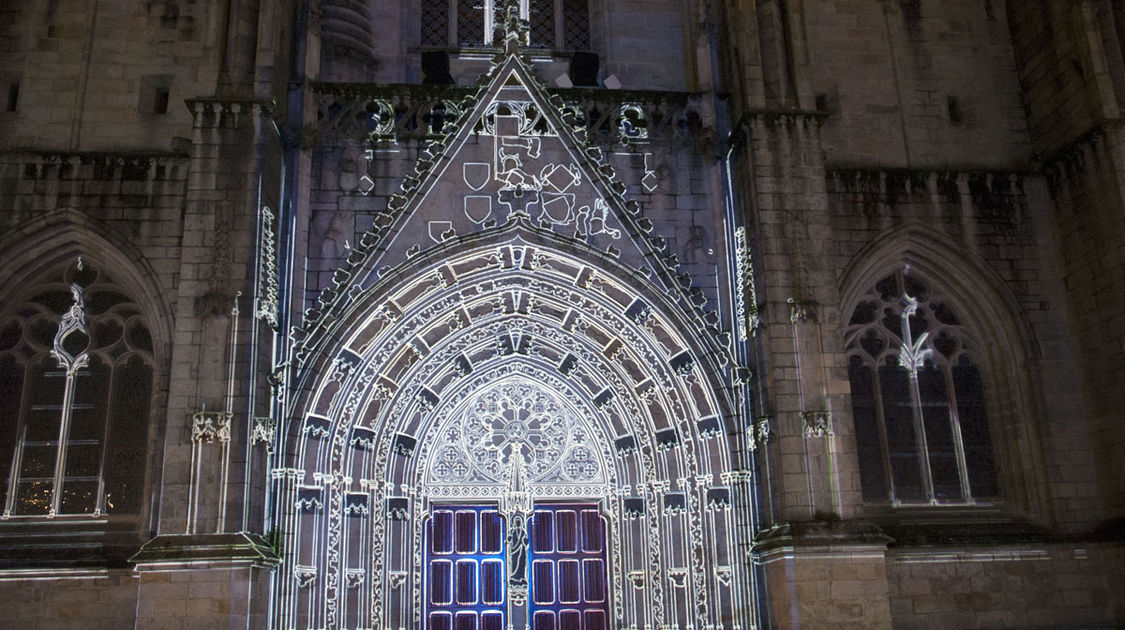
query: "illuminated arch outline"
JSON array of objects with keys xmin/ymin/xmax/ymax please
[{"xmin": 272, "ymin": 224, "xmax": 752, "ymax": 628}]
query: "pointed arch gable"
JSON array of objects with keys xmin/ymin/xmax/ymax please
[
  {"xmin": 837, "ymin": 224, "xmax": 1052, "ymax": 520},
  {"xmin": 839, "ymin": 224, "xmax": 1041, "ymax": 366},
  {"xmin": 272, "ymin": 21, "xmax": 753, "ymax": 629},
  {"xmin": 285, "ymin": 224, "xmax": 737, "ymax": 471},
  {"xmin": 292, "ymin": 220, "xmax": 733, "ymax": 413},
  {"xmin": 295, "ymin": 49, "xmax": 733, "ymax": 379},
  {"xmin": 0, "ymin": 208, "xmax": 176, "ymax": 365}
]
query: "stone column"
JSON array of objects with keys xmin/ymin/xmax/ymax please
[{"xmin": 132, "ymin": 96, "xmax": 282, "ymax": 628}]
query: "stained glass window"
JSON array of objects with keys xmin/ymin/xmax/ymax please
[
  {"xmin": 845, "ymin": 269, "xmax": 997, "ymax": 505},
  {"xmin": 456, "ymin": 0, "xmax": 486, "ymax": 47},
  {"xmin": 421, "ymin": 0, "xmax": 451, "ymax": 46},
  {"xmin": 528, "ymin": 0, "xmax": 555, "ymax": 48},
  {"xmin": 422, "ymin": 0, "xmax": 591, "ymax": 50},
  {"xmin": 561, "ymin": 0, "xmax": 590, "ymax": 50}
]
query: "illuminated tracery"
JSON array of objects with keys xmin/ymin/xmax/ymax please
[
  {"xmin": 845, "ymin": 269, "xmax": 998, "ymax": 505},
  {"xmin": 269, "ymin": 31, "xmax": 751, "ymax": 629},
  {"xmin": 0, "ymin": 262, "xmax": 153, "ymax": 518},
  {"xmin": 429, "ymin": 379, "xmax": 604, "ymax": 486}
]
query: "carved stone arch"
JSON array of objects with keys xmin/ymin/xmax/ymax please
[
  {"xmin": 288, "ymin": 221, "xmax": 738, "ymax": 449},
  {"xmin": 0, "ymin": 208, "xmax": 176, "ymax": 367},
  {"xmin": 839, "ymin": 224, "xmax": 1040, "ymax": 363},
  {"xmin": 838, "ymin": 224, "xmax": 1051, "ymax": 521},
  {"xmin": 276, "ymin": 227, "xmax": 749, "ymax": 629},
  {"xmin": 0, "ymin": 219, "xmax": 166, "ymax": 563}
]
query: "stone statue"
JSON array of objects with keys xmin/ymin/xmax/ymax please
[
  {"xmin": 507, "ymin": 511, "xmax": 528, "ymax": 588},
  {"xmin": 506, "ymin": 450, "xmax": 531, "ymax": 591}
]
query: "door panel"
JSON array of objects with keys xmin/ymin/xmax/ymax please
[
  {"xmin": 425, "ymin": 501, "xmax": 608, "ymax": 630},
  {"xmin": 529, "ymin": 504, "xmax": 610, "ymax": 629},
  {"xmin": 426, "ymin": 505, "xmax": 507, "ymax": 630}
]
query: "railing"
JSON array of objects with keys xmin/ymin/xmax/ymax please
[{"xmin": 312, "ymin": 82, "xmax": 706, "ymax": 146}]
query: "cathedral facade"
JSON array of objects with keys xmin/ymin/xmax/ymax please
[{"xmin": 0, "ymin": 0, "xmax": 1123, "ymax": 628}]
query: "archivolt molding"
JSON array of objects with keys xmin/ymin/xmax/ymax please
[
  {"xmin": 288, "ymin": 238, "xmax": 732, "ymax": 467},
  {"xmin": 271, "ymin": 15, "xmax": 752, "ymax": 629},
  {"xmin": 274, "ymin": 237, "xmax": 742, "ymax": 629}
]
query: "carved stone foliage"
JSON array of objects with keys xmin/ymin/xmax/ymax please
[{"xmin": 192, "ymin": 411, "xmax": 232, "ymax": 443}]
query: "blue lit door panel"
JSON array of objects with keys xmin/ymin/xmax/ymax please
[
  {"xmin": 425, "ymin": 502, "xmax": 608, "ymax": 630},
  {"xmin": 425, "ymin": 505, "xmax": 507, "ymax": 630}
]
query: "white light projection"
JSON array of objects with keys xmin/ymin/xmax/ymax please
[
  {"xmin": 270, "ymin": 12, "xmax": 756, "ymax": 629},
  {"xmin": 428, "ymin": 378, "xmax": 605, "ymax": 487}
]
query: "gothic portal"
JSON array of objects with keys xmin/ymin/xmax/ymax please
[
  {"xmin": 272, "ymin": 34, "xmax": 754, "ymax": 628},
  {"xmin": 3, "ymin": 0, "xmax": 1125, "ymax": 628}
]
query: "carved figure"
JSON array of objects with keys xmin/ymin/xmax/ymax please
[{"xmin": 507, "ymin": 511, "xmax": 528, "ymax": 588}]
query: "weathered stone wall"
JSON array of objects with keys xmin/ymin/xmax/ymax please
[
  {"xmin": 758, "ymin": 529, "xmax": 894, "ymax": 630},
  {"xmin": 1008, "ymin": 0, "xmax": 1125, "ymax": 521},
  {"xmin": 0, "ymin": 0, "xmax": 287, "ymax": 626},
  {"xmin": 0, "ymin": 0, "xmax": 228, "ymax": 152},
  {"xmin": 822, "ymin": 169, "xmax": 1100, "ymax": 532},
  {"xmin": 0, "ymin": 571, "xmax": 139, "ymax": 630},
  {"xmin": 0, "ymin": 152, "xmax": 188, "ymax": 302},
  {"xmin": 805, "ymin": 0, "xmax": 1032, "ymax": 169},
  {"xmin": 738, "ymin": 115, "xmax": 864, "ymax": 524},
  {"xmin": 1007, "ymin": 1, "xmax": 1109, "ymax": 157},
  {"xmin": 886, "ymin": 544, "xmax": 1117, "ymax": 629},
  {"xmin": 356, "ymin": 0, "xmax": 690, "ymax": 89},
  {"xmin": 599, "ymin": 0, "xmax": 688, "ymax": 90},
  {"xmin": 135, "ymin": 566, "xmax": 272, "ymax": 630}
]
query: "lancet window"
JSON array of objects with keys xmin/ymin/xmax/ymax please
[
  {"xmin": 0, "ymin": 263, "xmax": 153, "ymax": 518},
  {"xmin": 845, "ymin": 269, "xmax": 998, "ymax": 505},
  {"xmin": 421, "ymin": 0, "xmax": 591, "ymax": 50}
]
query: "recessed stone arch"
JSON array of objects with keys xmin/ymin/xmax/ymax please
[
  {"xmin": 0, "ymin": 228, "xmax": 166, "ymax": 562},
  {"xmin": 0, "ymin": 209, "xmax": 176, "ymax": 366},
  {"xmin": 837, "ymin": 224, "xmax": 1051, "ymax": 521},
  {"xmin": 274, "ymin": 227, "xmax": 750, "ymax": 629}
]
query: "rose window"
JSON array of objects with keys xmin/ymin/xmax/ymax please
[{"xmin": 428, "ymin": 379, "xmax": 604, "ymax": 486}]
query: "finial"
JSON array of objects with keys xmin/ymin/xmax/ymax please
[{"xmin": 499, "ymin": 0, "xmax": 528, "ymax": 53}]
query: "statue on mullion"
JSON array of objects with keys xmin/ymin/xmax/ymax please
[{"xmin": 505, "ymin": 450, "xmax": 532, "ymax": 625}]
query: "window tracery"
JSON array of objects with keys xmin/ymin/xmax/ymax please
[
  {"xmin": 421, "ymin": 0, "xmax": 590, "ymax": 50},
  {"xmin": 427, "ymin": 380, "xmax": 605, "ymax": 488},
  {"xmin": 0, "ymin": 263, "xmax": 153, "ymax": 518},
  {"xmin": 845, "ymin": 269, "xmax": 997, "ymax": 505}
]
